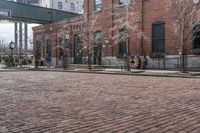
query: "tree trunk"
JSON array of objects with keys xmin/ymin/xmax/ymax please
[{"xmin": 180, "ymin": 23, "xmax": 185, "ymax": 72}]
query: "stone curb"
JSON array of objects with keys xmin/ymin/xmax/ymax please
[
  {"xmin": 32, "ymin": 68, "xmax": 200, "ymax": 79},
  {"xmin": 0, "ymin": 68, "xmax": 199, "ymax": 79}
]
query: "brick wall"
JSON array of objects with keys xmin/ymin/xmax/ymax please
[
  {"xmin": 33, "ymin": 17, "xmax": 83, "ymax": 66},
  {"xmin": 33, "ymin": 0, "xmax": 200, "ymax": 68}
]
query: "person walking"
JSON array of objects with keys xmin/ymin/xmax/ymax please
[{"xmin": 45, "ymin": 54, "xmax": 51, "ymax": 69}]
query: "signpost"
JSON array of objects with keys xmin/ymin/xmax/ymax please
[{"xmin": 63, "ymin": 34, "xmax": 69, "ymax": 69}]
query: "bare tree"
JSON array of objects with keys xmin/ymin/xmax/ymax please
[
  {"xmin": 82, "ymin": 1, "xmax": 142, "ymax": 70},
  {"xmin": 0, "ymin": 37, "xmax": 10, "ymax": 55},
  {"xmin": 169, "ymin": 0, "xmax": 200, "ymax": 72},
  {"xmin": 109, "ymin": 1, "xmax": 142, "ymax": 70},
  {"xmin": 82, "ymin": 7, "xmax": 101, "ymax": 69}
]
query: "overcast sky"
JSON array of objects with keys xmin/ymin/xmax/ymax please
[
  {"xmin": 0, "ymin": 23, "xmax": 14, "ymax": 42},
  {"xmin": 0, "ymin": 22, "xmax": 39, "ymax": 48}
]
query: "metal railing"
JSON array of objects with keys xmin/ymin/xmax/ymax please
[{"xmin": 147, "ymin": 55, "xmax": 200, "ymax": 71}]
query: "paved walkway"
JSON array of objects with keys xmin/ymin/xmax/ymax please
[
  {"xmin": 0, "ymin": 71, "xmax": 200, "ymax": 132},
  {"xmin": 34, "ymin": 67, "xmax": 200, "ymax": 78},
  {"xmin": 1, "ymin": 65, "xmax": 200, "ymax": 78}
]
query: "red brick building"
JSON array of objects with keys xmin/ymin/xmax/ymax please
[
  {"xmin": 33, "ymin": 17, "xmax": 84, "ymax": 67},
  {"xmin": 33, "ymin": 0, "xmax": 200, "ymax": 69}
]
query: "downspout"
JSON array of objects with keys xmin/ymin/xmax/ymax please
[
  {"xmin": 141, "ymin": 0, "xmax": 144, "ymax": 55},
  {"xmin": 87, "ymin": 0, "xmax": 92, "ymax": 69},
  {"xmin": 111, "ymin": 0, "xmax": 114, "ymax": 57}
]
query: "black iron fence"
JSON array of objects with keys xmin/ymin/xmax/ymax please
[{"xmin": 147, "ymin": 55, "xmax": 200, "ymax": 71}]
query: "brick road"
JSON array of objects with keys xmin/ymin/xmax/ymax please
[{"xmin": 0, "ymin": 71, "xmax": 200, "ymax": 133}]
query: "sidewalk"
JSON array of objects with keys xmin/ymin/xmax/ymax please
[
  {"xmin": 1, "ymin": 65, "xmax": 200, "ymax": 78},
  {"xmin": 34, "ymin": 67, "xmax": 200, "ymax": 78}
]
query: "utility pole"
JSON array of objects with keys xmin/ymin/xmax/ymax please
[
  {"xmin": 14, "ymin": 22, "xmax": 18, "ymax": 55},
  {"xmin": 19, "ymin": 22, "xmax": 22, "ymax": 56},
  {"xmin": 24, "ymin": 22, "xmax": 28, "ymax": 52}
]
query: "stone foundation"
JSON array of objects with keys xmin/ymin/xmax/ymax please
[{"xmin": 44, "ymin": 55, "xmax": 200, "ymax": 70}]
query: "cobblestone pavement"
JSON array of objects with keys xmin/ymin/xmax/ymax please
[{"xmin": 0, "ymin": 71, "xmax": 200, "ymax": 133}]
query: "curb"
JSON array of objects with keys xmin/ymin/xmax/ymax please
[
  {"xmin": 0, "ymin": 68, "xmax": 199, "ymax": 79},
  {"xmin": 32, "ymin": 68, "xmax": 200, "ymax": 79}
]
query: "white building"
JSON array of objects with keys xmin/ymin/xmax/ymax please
[
  {"xmin": 40, "ymin": 0, "xmax": 83, "ymax": 14},
  {"xmin": 11, "ymin": 0, "xmax": 40, "ymax": 6}
]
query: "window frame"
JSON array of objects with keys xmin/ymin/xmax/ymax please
[
  {"xmin": 58, "ymin": 2, "xmax": 62, "ymax": 10},
  {"xmin": 93, "ymin": 31, "xmax": 102, "ymax": 64},
  {"xmin": 94, "ymin": 0, "xmax": 102, "ymax": 12},
  {"xmin": 119, "ymin": 0, "xmax": 132, "ymax": 6},
  {"xmin": 119, "ymin": 27, "xmax": 128, "ymax": 56},
  {"xmin": 152, "ymin": 21, "xmax": 165, "ymax": 53},
  {"xmin": 46, "ymin": 39, "xmax": 52, "ymax": 57},
  {"xmin": 70, "ymin": 3, "xmax": 75, "ymax": 11},
  {"xmin": 193, "ymin": 23, "xmax": 200, "ymax": 49}
]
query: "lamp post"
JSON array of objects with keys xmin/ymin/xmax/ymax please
[{"xmin": 62, "ymin": 32, "xmax": 69, "ymax": 69}]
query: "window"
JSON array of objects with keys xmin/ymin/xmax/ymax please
[
  {"xmin": 74, "ymin": 34, "xmax": 83, "ymax": 64},
  {"xmin": 59, "ymin": 37, "xmax": 64, "ymax": 58},
  {"xmin": 193, "ymin": 0, "xmax": 199, "ymax": 4},
  {"xmin": 95, "ymin": 31, "xmax": 102, "ymax": 45},
  {"xmin": 58, "ymin": 2, "xmax": 62, "ymax": 10},
  {"xmin": 35, "ymin": 40, "xmax": 41, "ymax": 58},
  {"xmin": 152, "ymin": 22, "xmax": 165, "ymax": 53},
  {"xmin": 70, "ymin": 3, "xmax": 75, "ymax": 11},
  {"xmin": 193, "ymin": 24, "xmax": 200, "ymax": 49},
  {"xmin": 93, "ymin": 31, "xmax": 102, "ymax": 64},
  {"xmin": 46, "ymin": 39, "xmax": 52, "ymax": 57},
  {"xmin": 119, "ymin": 28, "xmax": 127, "ymax": 55},
  {"xmin": 95, "ymin": 0, "xmax": 102, "ymax": 11},
  {"xmin": 119, "ymin": 0, "xmax": 131, "ymax": 5}
]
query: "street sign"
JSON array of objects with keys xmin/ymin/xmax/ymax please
[
  {"xmin": 66, "ymin": 34, "xmax": 70, "ymax": 39},
  {"xmin": 0, "ymin": 9, "xmax": 11, "ymax": 18}
]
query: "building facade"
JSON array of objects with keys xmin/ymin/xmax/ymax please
[
  {"xmin": 39, "ymin": 0, "xmax": 83, "ymax": 14},
  {"xmin": 33, "ymin": 0, "xmax": 200, "ymax": 70},
  {"xmin": 11, "ymin": 0, "xmax": 40, "ymax": 5},
  {"xmin": 33, "ymin": 17, "xmax": 83, "ymax": 67},
  {"xmin": 10, "ymin": 0, "xmax": 84, "ymax": 14}
]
